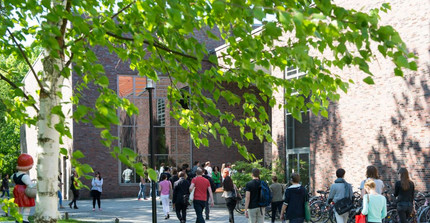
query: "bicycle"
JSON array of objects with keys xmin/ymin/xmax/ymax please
[{"xmin": 234, "ymin": 187, "xmax": 246, "ymax": 214}]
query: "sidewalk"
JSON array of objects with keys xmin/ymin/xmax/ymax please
[{"xmin": 59, "ymin": 197, "xmax": 275, "ymax": 223}]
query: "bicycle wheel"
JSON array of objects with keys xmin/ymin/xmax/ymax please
[
  {"xmin": 235, "ymin": 198, "xmax": 245, "ymax": 214},
  {"xmin": 418, "ymin": 206, "xmax": 430, "ymax": 223},
  {"xmin": 310, "ymin": 201, "xmax": 329, "ymax": 223},
  {"xmin": 384, "ymin": 209, "xmax": 399, "ymax": 223}
]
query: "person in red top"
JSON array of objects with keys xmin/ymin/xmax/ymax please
[{"xmin": 190, "ymin": 168, "xmax": 214, "ymax": 223}]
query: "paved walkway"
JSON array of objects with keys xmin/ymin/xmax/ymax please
[{"xmin": 59, "ymin": 197, "xmax": 276, "ymax": 223}]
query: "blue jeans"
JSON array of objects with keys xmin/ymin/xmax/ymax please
[
  {"xmin": 58, "ymin": 190, "xmax": 63, "ymax": 206},
  {"xmin": 289, "ymin": 217, "xmax": 304, "ymax": 223},
  {"xmin": 149, "ymin": 182, "xmax": 159, "ymax": 197},
  {"xmin": 1, "ymin": 189, "xmax": 10, "ymax": 198},
  {"xmin": 137, "ymin": 183, "xmax": 147, "ymax": 199},
  {"xmin": 193, "ymin": 200, "xmax": 206, "ymax": 223}
]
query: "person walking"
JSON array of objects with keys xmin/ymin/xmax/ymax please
[
  {"xmin": 173, "ymin": 171, "xmax": 190, "ymax": 223},
  {"xmin": 58, "ymin": 173, "xmax": 65, "ymax": 209},
  {"xmin": 270, "ymin": 176, "xmax": 284, "ymax": 223},
  {"xmin": 90, "ymin": 171, "xmax": 103, "ymax": 211},
  {"xmin": 212, "ymin": 166, "xmax": 221, "ymax": 188},
  {"xmin": 244, "ymin": 168, "xmax": 265, "ymax": 223},
  {"xmin": 360, "ymin": 165, "xmax": 384, "ymax": 196},
  {"xmin": 192, "ymin": 161, "xmax": 200, "ymax": 175},
  {"xmin": 170, "ymin": 168, "xmax": 179, "ymax": 186},
  {"xmin": 204, "ymin": 161, "xmax": 212, "ymax": 177},
  {"xmin": 159, "ymin": 174, "xmax": 172, "ymax": 219},
  {"xmin": 138, "ymin": 176, "xmax": 148, "ymax": 200},
  {"xmin": 361, "ymin": 179, "xmax": 387, "ymax": 223},
  {"xmin": 122, "ymin": 167, "xmax": 133, "ymax": 183},
  {"xmin": 1, "ymin": 174, "xmax": 10, "ymax": 198},
  {"xmin": 222, "ymin": 169, "xmax": 237, "ymax": 223},
  {"xmin": 189, "ymin": 168, "xmax": 214, "ymax": 223},
  {"xmin": 69, "ymin": 169, "xmax": 80, "ymax": 209},
  {"xmin": 327, "ymin": 168, "xmax": 353, "ymax": 223},
  {"xmin": 280, "ymin": 173, "xmax": 308, "ymax": 223},
  {"xmin": 394, "ymin": 168, "xmax": 415, "ymax": 223},
  {"xmin": 202, "ymin": 169, "xmax": 216, "ymax": 220}
]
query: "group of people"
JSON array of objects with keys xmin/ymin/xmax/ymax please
[
  {"xmin": 136, "ymin": 161, "xmax": 235, "ymax": 223},
  {"xmin": 327, "ymin": 166, "xmax": 414, "ymax": 223},
  {"xmin": 244, "ymin": 165, "xmax": 414, "ymax": 223}
]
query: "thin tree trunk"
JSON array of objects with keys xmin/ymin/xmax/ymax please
[{"xmin": 34, "ymin": 57, "xmax": 65, "ymax": 222}]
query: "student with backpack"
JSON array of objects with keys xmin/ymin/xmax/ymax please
[
  {"xmin": 244, "ymin": 168, "xmax": 272, "ymax": 223},
  {"xmin": 280, "ymin": 173, "xmax": 308, "ymax": 223}
]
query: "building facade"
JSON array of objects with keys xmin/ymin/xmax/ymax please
[{"xmin": 264, "ymin": 0, "xmax": 430, "ymax": 192}]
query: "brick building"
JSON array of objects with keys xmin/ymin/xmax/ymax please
[
  {"xmin": 22, "ymin": 0, "xmax": 429, "ymax": 198},
  {"xmin": 216, "ymin": 0, "xmax": 429, "ymax": 192},
  {"xmin": 22, "ymin": 27, "xmax": 268, "ymax": 198}
]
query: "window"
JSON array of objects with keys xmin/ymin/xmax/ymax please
[
  {"xmin": 117, "ymin": 75, "xmax": 192, "ymax": 185},
  {"xmin": 157, "ymin": 98, "xmax": 165, "ymax": 126}
]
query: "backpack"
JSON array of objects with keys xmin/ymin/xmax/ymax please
[{"xmin": 258, "ymin": 180, "xmax": 272, "ymax": 207}]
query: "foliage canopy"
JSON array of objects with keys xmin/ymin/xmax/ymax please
[{"xmin": 0, "ymin": 0, "xmax": 415, "ymax": 222}]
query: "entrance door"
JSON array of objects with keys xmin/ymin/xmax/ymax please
[{"xmin": 287, "ymin": 150, "xmax": 310, "ymax": 187}]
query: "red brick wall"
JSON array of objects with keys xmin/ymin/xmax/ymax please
[
  {"xmin": 72, "ymin": 29, "xmax": 226, "ymax": 198},
  {"xmin": 309, "ymin": 0, "xmax": 430, "ymax": 193}
]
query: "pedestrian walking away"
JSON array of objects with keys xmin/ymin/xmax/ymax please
[
  {"xmin": 173, "ymin": 171, "xmax": 191, "ymax": 223},
  {"xmin": 222, "ymin": 168, "xmax": 237, "ymax": 223},
  {"xmin": 159, "ymin": 173, "xmax": 172, "ymax": 219},
  {"xmin": 244, "ymin": 168, "xmax": 265, "ymax": 223},
  {"xmin": 394, "ymin": 168, "xmax": 415, "ymax": 223},
  {"xmin": 58, "ymin": 173, "xmax": 65, "ymax": 209},
  {"xmin": 91, "ymin": 171, "xmax": 103, "ymax": 211},
  {"xmin": 202, "ymin": 169, "xmax": 216, "ymax": 220},
  {"xmin": 327, "ymin": 168, "xmax": 353, "ymax": 223},
  {"xmin": 1, "ymin": 174, "xmax": 10, "ymax": 199},
  {"xmin": 280, "ymin": 173, "xmax": 308, "ymax": 223},
  {"xmin": 360, "ymin": 165, "xmax": 385, "ymax": 196},
  {"xmin": 69, "ymin": 169, "xmax": 80, "ymax": 209},
  {"xmin": 138, "ymin": 166, "xmax": 149, "ymax": 201},
  {"xmin": 189, "ymin": 168, "xmax": 214, "ymax": 223},
  {"xmin": 270, "ymin": 176, "xmax": 284, "ymax": 223},
  {"xmin": 361, "ymin": 179, "xmax": 387, "ymax": 223}
]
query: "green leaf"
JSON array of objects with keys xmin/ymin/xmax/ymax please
[
  {"xmin": 363, "ymin": 76, "xmax": 375, "ymax": 85},
  {"xmin": 73, "ymin": 150, "xmax": 85, "ymax": 159},
  {"xmin": 148, "ymin": 168, "xmax": 158, "ymax": 182}
]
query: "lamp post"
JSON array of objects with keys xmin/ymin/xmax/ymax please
[{"xmin": 146, "ymin": 78, "xmax": 157, "ymax": 223}]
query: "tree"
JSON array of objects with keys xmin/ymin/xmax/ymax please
[
  {"xmin": 0, "ymin": 0, "xmax": 415, "ymax": 222},
  {"xmin": 0, "ymin": 48, "xmax": 41, "ymax": 175}
]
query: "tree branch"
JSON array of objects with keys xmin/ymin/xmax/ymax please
[
  {"xmin": 0, "ymin": 68, "xmax": 40, "ymax": 112},
  {"xmin": 111, "ymin": 1, "xmax": 136, "ymax": 19},
  {"xmin": 105, "ymin": 31, "xmax": 218, "ymax": 66},
  {"xmin": 6, "ymin": 29, "xmax": 45, "ymax": 92}
]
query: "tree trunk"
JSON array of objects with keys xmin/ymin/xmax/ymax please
[{"xmin": 34, "ymin": 55, "xmax": 64, "ymax": 222}]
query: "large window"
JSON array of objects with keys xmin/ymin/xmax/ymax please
[
  {"xmin": 285, "ymin": 67, "xmax": 310, "ymax": 186},
  {"xmin": 117, "ymin": 75, "xmax": 192, "ymax": 184}
]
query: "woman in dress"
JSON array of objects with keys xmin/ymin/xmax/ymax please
[
  {"xmin": 361, "ymin": 179, "xmax": 387, "ymax": 223},
  {"xmin": 159, "ymin": 173, "xmax": 172, "ymax": 219},
  {"xmin": 12, "ymin": 153, "xmax": 36, "ymax": 223},
  {"xmin": 394, "ymin": 168, "xmax": 415, "ymax": 223},
  {"xmin": 91, "ymin": 171, "xmax": 103, "ymax": 211}
]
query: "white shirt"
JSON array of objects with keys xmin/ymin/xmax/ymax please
[
  {"xmin": 205, "ymin": 166, "xmax": 213, "ymax": 177},
  {"xmin": 91, "ymin": 178, "xmax": 103, "ymax": 192},
  {"xmin": 122, "ymin": 168, "xmax": 133, "ymax": 181}
]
